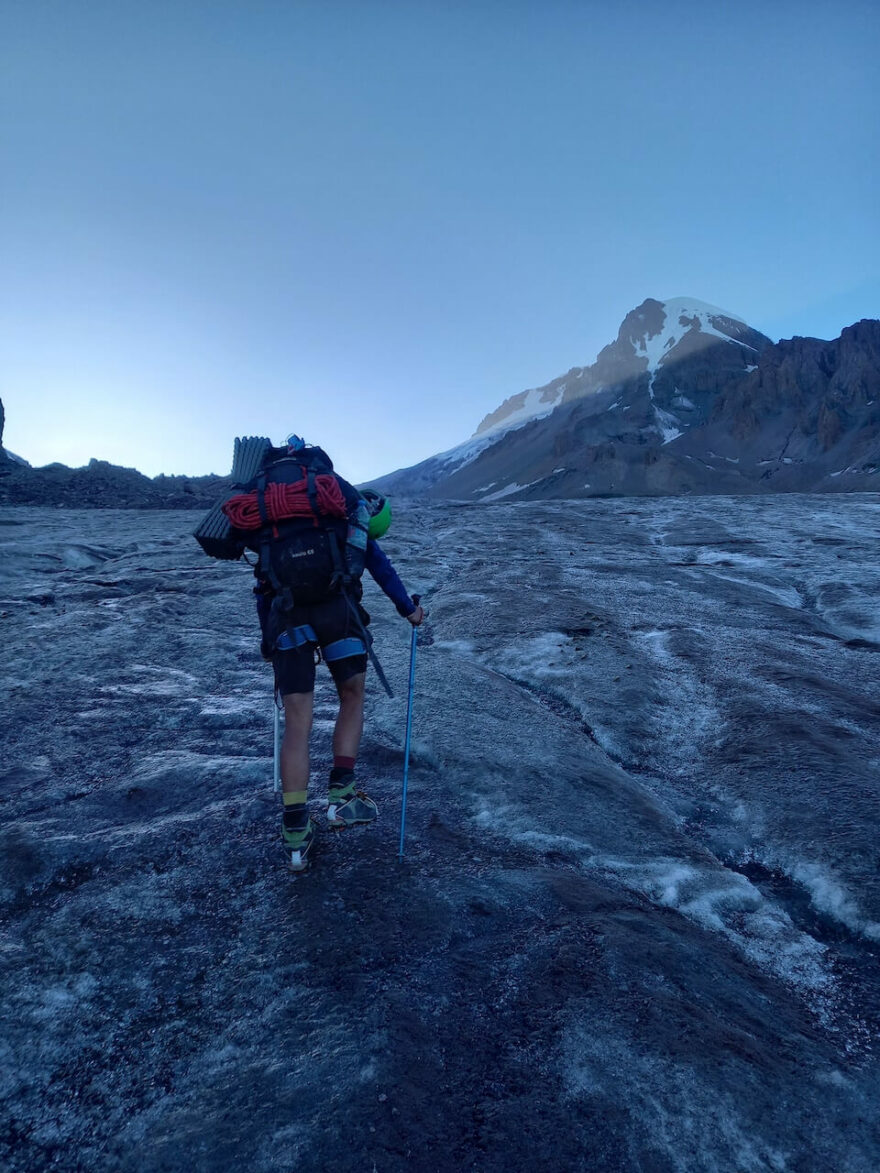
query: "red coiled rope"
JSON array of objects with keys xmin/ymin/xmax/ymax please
[{"xmin": 222, "ymin": 474, "xmax": 348, "ymax": 530}]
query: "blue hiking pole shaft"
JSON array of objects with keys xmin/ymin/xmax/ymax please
[
  {"xmin": 273, "ymin": 702, "xmax": 281, "ymax": 792},
  {"xmin": 398, "ymin": 598, "xmax": 420, "ymax": 861}
]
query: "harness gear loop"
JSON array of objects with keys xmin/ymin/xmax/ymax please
[
  {"xmin": 323, "ymin": 636, "xmax": 367, "ymax": 662},
  {"xmin": 274, "ymin": 624, "xmax": 319, "ymax": 653}
]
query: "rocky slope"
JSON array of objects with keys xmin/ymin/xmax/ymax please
[{"xmin": 369, "ymin": 299, "xmax": 880, "ymax": 499}]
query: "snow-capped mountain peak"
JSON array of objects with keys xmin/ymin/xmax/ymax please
[
  {"xmin": 365, "ymin": 297, "xmax": 786, "ymax": 498},
  {"xmin": 472, "ymin": 297, "xmax": 765, "ymax": 443},
  {"xmin": 627, "ymin": 297, "xmax": 752, "ymax": 372}
]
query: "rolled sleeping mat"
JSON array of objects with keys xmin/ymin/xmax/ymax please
[{"xmin": 193, "ymin": 435, "xmax": 273, "ymax": 559}]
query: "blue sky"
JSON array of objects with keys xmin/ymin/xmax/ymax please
[{"xmin": 1, "ymin": 0, "xmax": 877, "ymax": 482}]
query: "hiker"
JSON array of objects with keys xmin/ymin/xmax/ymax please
[{"xmin": 247, "ymin": 437, "xmax": 424, "ymax": 871}]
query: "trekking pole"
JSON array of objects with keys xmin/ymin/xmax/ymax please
[
  {"xmin": 398, "ymin": 596, "xmax": 420, "ymax": 862},
  {"xmin": 273, "ymin": 700, "xmax": 281, "ymax": 793}
]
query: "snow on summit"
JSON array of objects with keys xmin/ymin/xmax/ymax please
[{"xmin": 631, "ymin": 297, "xmax": 754, "ymax": 371}]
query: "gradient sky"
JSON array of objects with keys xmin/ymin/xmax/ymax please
[{"xmin": 2, "ymin": 0, "xmax": 878, "ymax": 483}]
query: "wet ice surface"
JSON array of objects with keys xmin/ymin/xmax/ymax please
[{"xmin": 2, "ymin": 498, "xmax": 879, "ymax": 1172}]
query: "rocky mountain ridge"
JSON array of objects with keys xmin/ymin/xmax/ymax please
[
  {"xmin": 369, "ymin": 298, "xmax": 880, "ymax": 499},
  {"xmin": 3, "ymin": 297, "xmax": 878, "ymax": 507},
  {"xmin": 0, "ymin": 402, "xmax": 230, "ymax": 508}
]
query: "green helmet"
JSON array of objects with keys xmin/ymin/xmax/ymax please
[{"xmin": 362, "ymin": 490, "xmax": 392, "ymax": 540}]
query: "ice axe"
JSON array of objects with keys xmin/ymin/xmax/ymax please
[{"xmin": 398, "ymin": 594, "xmax": 421, "ymax": 862}]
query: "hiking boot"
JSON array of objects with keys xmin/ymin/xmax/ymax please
[
  {"xmin": 281, "ymin": 819, "xmax": 316, "ymax": 872},
  {"xmin": 327, "ymin": 787, "xmax": 378, "ymax": 829}
]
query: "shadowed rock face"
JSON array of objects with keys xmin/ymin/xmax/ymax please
[
  {"xmin": 0, "ymin": 396, "xmax": 9, "ymax": 467},
  {"xmin": 706, "ymin": 322, "xmax": 880, "ymax": 450},
  {"xmin": 369, "ymin": 303, "xmax": 880, "ymax": 501},
  {"xmin": 0, "ymin": 398, "xmax": 29, "ymax": 471},
  {"xmin": 2, "ymin": 498, "xmax": 879, "ymax": 1171}
]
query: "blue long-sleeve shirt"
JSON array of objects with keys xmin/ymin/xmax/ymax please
[{"xmin": 365, "ymin": 538, "xmax": 416, "ymax": 617}]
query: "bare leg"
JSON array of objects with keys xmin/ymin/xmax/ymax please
[
  {"xmin": 281, "ymin": 691, "xmax": 314, "ymax": 796},
  {"xmin": 333, "ymin": 672, "xmax": 366, "ymax": 761}
]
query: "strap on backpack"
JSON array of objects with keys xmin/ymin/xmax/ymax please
[
  {"xmin": 255, "ymin": 473, "xmax": 269, "ymax": 527},
  {"xmin": 306, "ymin": 466, "xmax": 320, "ymax": 520},
  {"xmin": 326, "ymin": 526, "xmax": 351, "ymax": 594},
  {"xmin": 259, "ymin": 538, "xmax": 295, "ymax": 615}
]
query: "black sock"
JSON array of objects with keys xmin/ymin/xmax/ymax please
[
  {"xmin": 329, "ymin": 766, "xmax": 355, "ymax": 795},
  {"xmin": 282, "ymin": 807, "xmax": 310, "ymax": 831}
]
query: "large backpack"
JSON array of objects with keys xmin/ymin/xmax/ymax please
[{"xmin": 222, "ymin": 445, "xmax": 369, "ymax": 607}]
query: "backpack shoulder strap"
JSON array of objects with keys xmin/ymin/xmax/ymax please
[
  {"xmin": 306, "ymin": 466, "xmax": 320, "ymax": 518},
  {"xmin": 334, "ymin": 473, "xmax": 363, "ymax": 516}
]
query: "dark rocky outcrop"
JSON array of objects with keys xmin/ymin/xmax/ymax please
[
  {"xmin": 0, "ymin": 397, "xmax": 8, "ymax": 468},
  {"xmin": 0, "ymin": 398, "xmax": 29, "ymax": 469},
  {"xmin": 0, "ymin": 457, "xmax": 232, "ymax": 509},
  {"xmin": 0, "ymin": 398, "xmax": 231, "ymax": 508},
  {"xmin": 673, "ymin": 320, "xmax": 880, "ymax": 490}
]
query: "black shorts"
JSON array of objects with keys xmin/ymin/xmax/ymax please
[{"xmin": 272, "ymin": 595, "xmax": 369, "ymax": 697}]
